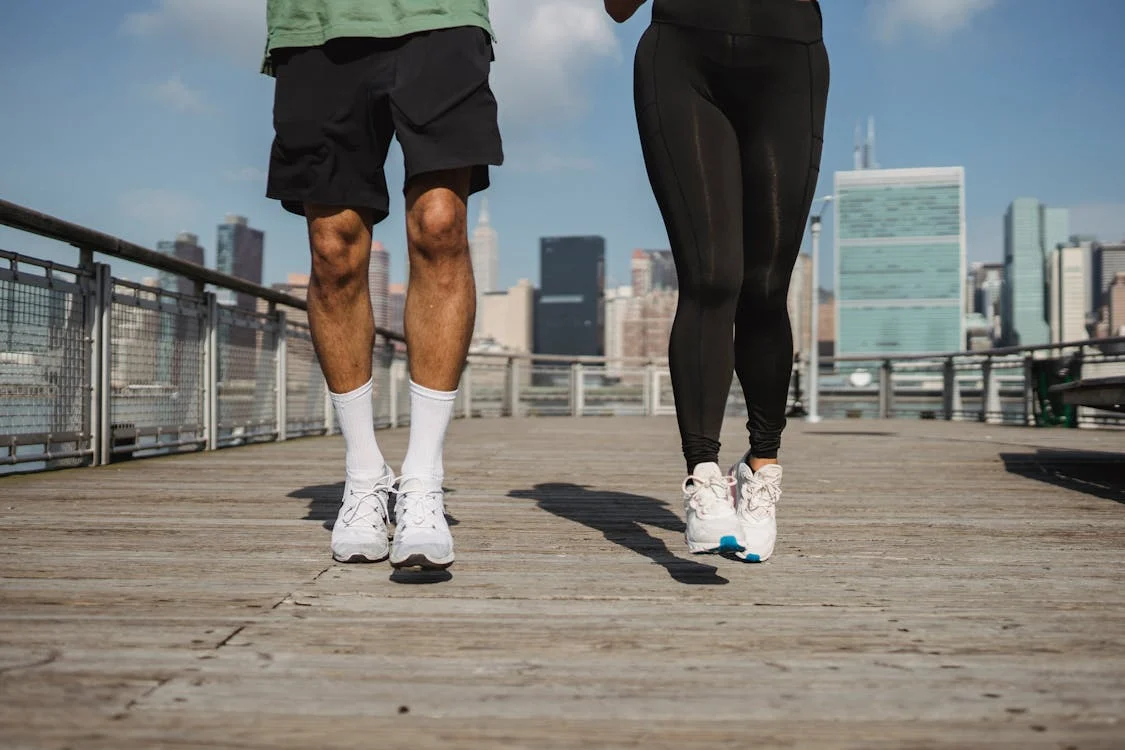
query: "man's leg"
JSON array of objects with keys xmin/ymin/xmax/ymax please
[
  {"xmin": 389, "ymin": 169, "xmax": 473, "ymax": 571},
  {"xmin": 306, "ymin": 205, "xmax": 393, "ymax": 563},
  {"xmin": 399, "ymin": 169, "xmax": 475, "ymax": 482}
]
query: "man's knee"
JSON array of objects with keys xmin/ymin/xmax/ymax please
[
  {"xmin": 407, "ymin": 190, "xmax": 468, "ymax": 261},
  {"xmin": 307, "ymin": 208, "xmax": 369, "ymax": 287}
]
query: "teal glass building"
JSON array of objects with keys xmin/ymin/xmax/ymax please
[
  {"xmin": 834, "ymin": 167, "xmax": 966, "ymax": 357},
  {"xmin": 1001, "ymin": 198, "xmax": 1069, "ymax": 346}
]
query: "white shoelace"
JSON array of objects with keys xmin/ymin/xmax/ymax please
[
  {"xmin": 395, "ymin": 478, "xmax": 444, "ymax": 529},
  {"xmin": 742, "ymin": 469, "xmax": 782, "ymax": 518},
  {"xmin": 339, "ymin": 477, "xmax": 392, "ymax": 528},
  {"xmin": 682, "ymin": 473, "xmax": 735, "ymax": 517}
]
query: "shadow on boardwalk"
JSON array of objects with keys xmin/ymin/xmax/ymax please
[
  {"xmin": 1000, "ymin": 449, "xmax": 1125, "ymax": 504},
  {"xmin": 508, "ymin": 482, "xmax": 730, "ymax": 586}
]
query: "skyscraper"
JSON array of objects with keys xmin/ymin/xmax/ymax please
[
  {"xmin": 1047, "ymin": 244, "xmax": 1089, "ymax": 343},
  {"xmin": 368, "ymin": 241, "xmax": 390, "ymax": 343},
  {"xmin": 470, "ymin": 198, "xmax": 499, "ymax": 295},
  {"xmin": 1094, "ymin": 242, "xmax": 1125, "ymax": 311},
  {"xmin": 969, "ymin": 262, "xmax": 1004, "ymax": 344},
  {"xmin": 834, "ymin": 166, "xmax": 965, "ymax": 357},
  {"xmin": 535, "ymin": 236, "xmax": 604, "ymax": 357},
  {"xmin": 216, "ymin": 215, "xmax": 264, "ymax": 311},
  {"xmin": 157, "ymin": 232, "xmax": 205, "ymax": 295},
  {"xmin": 1001, "ymin": 198, "xmax": 1069, "ymax": 346}
]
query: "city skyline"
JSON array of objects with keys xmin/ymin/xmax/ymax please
[{"xmin": 2, "ymin": 1, "xmax": 1123, "ymax": 296}]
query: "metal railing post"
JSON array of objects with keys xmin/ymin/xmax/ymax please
[
  {"xmin": 275, "ymin": 310, "xmax": 288, "ymax": 442},
  {"xmin": 572, "ymin": 362, "xmax": 584, "ymax": 417},
  {"xmin": 878, "ymin": 359, "xmax": 893, "ymax": 419},
  {"xmin": 462, "ymin": 362, "xmax": 473, "ymax": 419},
  {"xmin": 1022, "ymin": 354, "xmax": 1035, "ymax": 426},
  {"xmin": 508, "ymin": 357, "xmax": 521, "ymax": 418},
  {"xmin": 91, "ymin": 262, "xmax": 112, "ymax": 466},
  {"xmin": 980, "ymin": 356, "xmax": 993, "ymax": 423},
  {"xmin": 323, "ymin": 379, "xmax": 334, "ymax": 435},
  {"xmin": 643, "ymin": 362, "xmax": 654, "ymax": 416},
  {"xmin": 203, "ymin": 291, "xmax": 219, "ymax": 450},
  {"xmin": 942, "ymin": 357, "xmax": 956, "ymax": 421},
  {"xmin": 389, "ymin": 362, "xmax": 400, "ymax": 428}
]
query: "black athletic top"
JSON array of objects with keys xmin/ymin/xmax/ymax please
[{"xmin": 651, "ymin": 0, "xmax": 822, "ymax": 42}]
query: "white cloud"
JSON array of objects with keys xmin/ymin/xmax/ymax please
[
  {"xmin": 122, "ymin": 0, "xmax": 620, "ymax": 124},
  {"xmin": 122, "ymin": 0, "xmax": 266, "ymax": 66},
  {"xmin": 490, "ymin": 0, "xmax": 621, "ymax": 125},
  {"xmin": 144, "ymin": 75, "xmax": 209, "ymax": 113},
  {"xmin": 223, "ymin": 166, "xmax": 266, "ymax": 183},
  {"xmin": 871, "ymin": 0, "xmax": 998, "ymax": 42},
  {"xmin": 118, "ymin": 188, "xmax": 202, "ymax": 228}
]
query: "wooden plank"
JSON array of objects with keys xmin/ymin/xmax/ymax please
[{"xmin": 0, "ymin": 417, "xmax": 1123, "ymax": 747}]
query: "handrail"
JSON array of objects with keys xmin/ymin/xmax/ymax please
[
  {"xmin": 822, "ymin": 335, "xmax": 1125, "ymax": 364},
  {"xmin": 0, "ymin": 198, "xmax": 405, "ymax": 342}
]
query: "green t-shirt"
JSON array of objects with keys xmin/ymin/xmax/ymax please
[{"xmin": 263, "ymin": 0, "xmax": 492, "ymax": 74}]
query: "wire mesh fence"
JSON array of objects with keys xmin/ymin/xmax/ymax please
[
  {"xmin": 216, "ymin": 305, "xmax": 278, "ymax": 445},
  {"xmin": 109, "ymin": 279, "xmax": 206, "ymax": 455},
  {"xmin": 0, "ymin": 251, "xmax": 91, "ymax": 468},
  {"xmin": 285, "ymin": 321, "xmax": 326, "ymax": 437}
]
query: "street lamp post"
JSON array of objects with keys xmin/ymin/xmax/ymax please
[{"xmin": 807, "ymin": 195, "xmax": 833, "ymax": 423}]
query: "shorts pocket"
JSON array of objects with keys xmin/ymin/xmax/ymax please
[{"xmin": 392, "ymin": 28, "xmax": 491, "ymax": 130}]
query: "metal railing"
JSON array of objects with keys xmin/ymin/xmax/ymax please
[
  {"xmin": 3, "ymin": 199, "xmax": 1122, "ymax": 473},
  {"xmin": 0, "ymin": 200, "xmax": 405, "ymax": 471},
  {"xmin": 810, "ymin": 337, "xmax": 1125, "ymax": 427}
]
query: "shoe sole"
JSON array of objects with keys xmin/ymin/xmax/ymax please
[
  {"xmin": 333, "ymin": 551, "xmax": 389, "ymax": 564},
  {"xmin": 688, "ymin": 535, "xmax": 744, "ymax": 555},
  {"xmin": 390, "ymin": 553, "xmax": 454, "ymax": 571}
]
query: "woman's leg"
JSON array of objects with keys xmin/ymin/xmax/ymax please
[
  {"xmin": 634, "ymin": 24, "xmax": 745, "ymax": 473},
  {"xmin": 732, "ymin": 38, "xmax": 830, "ymax": 463}
]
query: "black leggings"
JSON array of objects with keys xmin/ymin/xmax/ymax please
[{"xmin": 634, "ymin": 17, "xmax": 829, "ymax": 471}]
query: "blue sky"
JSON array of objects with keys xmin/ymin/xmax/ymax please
[{"xmin": 1, "ymin": 0, "xmax": 1124, "ymax": 292}]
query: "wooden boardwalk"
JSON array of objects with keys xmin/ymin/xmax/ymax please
[{"xmin": 1, "ymin": 417, "xmax": 1123, "ymax": 749}]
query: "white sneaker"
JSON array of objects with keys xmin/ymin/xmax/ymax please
[
  {"xmin": 731, "ymin": 461, "xmax": 782, "ymax": 562},
  {"xmin": 683, "ymin": 462, "xmax": 743, "ymax": 555},
  {"xmin": 331, "ymin": 468, "xmax": 394, "ymax": 563},
  {"xmin": 390, "ymin": 476, "xmax": 454, "ymax": 570}
]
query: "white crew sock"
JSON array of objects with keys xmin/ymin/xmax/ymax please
[
  {"xmin": 329, "ymin": 378, "xmax": 386, "ymax": 481},
  {"xmin": 400, "ymin": 380, "xmax": 457, "ymax": 481}
]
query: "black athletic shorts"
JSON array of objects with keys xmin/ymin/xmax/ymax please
[{"xmin": 266, "ymin": 26, "xmax": 504, "ymax": 222}]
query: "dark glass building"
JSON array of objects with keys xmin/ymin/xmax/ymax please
[{"xmin": 535, "ymin": 236, "xmax": 605, "ymax": 357}]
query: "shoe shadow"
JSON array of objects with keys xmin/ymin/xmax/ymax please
[
  {"xmin": 508, "ymin": 483, "xmax": 729, "ymax": 585},
  {"xmin": 287, "ymin": 482, "xmax": 460, "ymax": 529},
  {"xmin": 390, "ymin": 569, "xmax": 454, "ymax": 585}
]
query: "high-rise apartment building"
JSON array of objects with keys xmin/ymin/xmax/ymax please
[
  {"xmin": 834, "ymin": 167, "xmax": 965, "ymax": 357},
  {"xmin": 1047, "ymin": 244, "xmax": 1089, "ymax": 343},
  {"xmin": 631, "ymin": 249, "xmax": 676, "ymax": 297},
  {"xmin": 621, "ymin": 290, "xmax": 677, "ymax": 362},
  {"xmin": 157, "ymin": 232, "xmax": 205, "ymax": 296},
  {"xmin": 216, "ymin": 215, "xmax": 264, "ymax": 311},
  {"xmin": 1094, "ymin": 242, "xmax": 1125, "ymax": 311}
]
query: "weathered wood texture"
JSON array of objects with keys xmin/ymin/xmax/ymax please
[{"xmin": 1, "ymin": 418, "xmax": 1123, "ymax": 749}]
